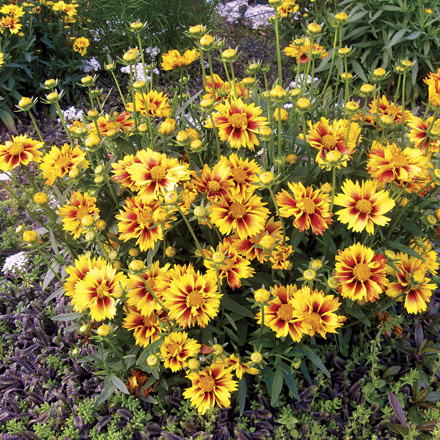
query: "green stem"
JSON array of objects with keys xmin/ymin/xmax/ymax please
[
  {"xmin": 229, "ymin": 62, "xmax": 238, "ymax": 98},
  {"xmin": 176, "ymin": 205, "xmax": 204, "ymax": 256},
  {"xmin": 330, "ymin": 167, "xmax": 336, "ymax": 212},
  {"xmin": 140, "ymin": 273, "xmax": 169, "ymax": 313},
  {"xmin": 207, "ymin": 52, "xmax": 217, "ymax": 103},
  {"xmin": 259, "ymin": 305, "xmax": 265, "ymax": 338},
  {"xmin": 268, "ymin": 186, "xmax": 287, "ymax": 245},
  {"xmin": 209, "ymin": 113, "xmax": 221, "ymax": 161},
  {"xmin": 276, "ymin": 104, "xmax": 282, "ymax": 157},
  {"xmin": 111, "ymin": 71, "xmax": 126, "ymax": 106},
  {"xmin": 27, "ymin": 111, "xmax": 44, "ymax": 143},
  {"xmin": 401, "ymin": 72, "xmax": 407, "ymax": 145},
  {"xmin": 274, "ymin": 10, "xmax": 282, "ymax": 85},
  {"xmin": 54, "ymin": 101, "xmax": 75, "ymax": 147},
  {"xmin": 321, "ymin": 29, "xmax": 338, "ymax": 97}
]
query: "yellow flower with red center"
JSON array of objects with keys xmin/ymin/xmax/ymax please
[
  {"xmin": 225, "ymin": 354, "xmax": 259, "ymax": 379},
  {"xmin": 334, "ymin": 179, "xmax": 395, "ymax": 234},
  {"xmin": 276, "ymin": 182, "xmax": 332, "ymax": 235},
  {"xmin": 231, "ymin": 217, "xmax": 284, "ymax": 263},
  {"xmin": 205, "ymin": 98, "xmax": 267, "ymax": 151},
  {"xmin": 160, "ymin": 332, "xmax": 201, "ymax": 372},
  {"xmin": 203, "ymin": 238, "xmax": 254, "ymax": 290},
  {"xmin": 270, "ymin": 244, "xmax": 295, "ymax": 270},
  {"xmin": 73, "ymin": 37, "xmax": 89, "ymax": 56},
  {"xmin": 365, "ymin": 95, "xmax": 412, "ymax": 126},
  {"xmin": 51, "ymin": 1, "xmax": 78, "ymax": 16},
  {"xmin": 306, "ymin": 117, "xmax": 360, "ymax": 168},
  {"xmin": 111, "ymin": 154, "xmax": 142, "ymax": 192},
  {"xmin": 71, "ymin": 263, "xmax": 128, "ymax": 321},
  {"xmin": 64, "ymin": 254, "xmax": 107, "ymax": 298},
  {"xmin": 126, "ymin": 261, "xmax": 170, "ymax": 316},
  {"xmin": 122, "ymin": 306, "xmax": 165, "ymax": 347},
  {"xmin": 0, "ymin": 135, "xmax": 43, "ymax": 171},
  {"xmin": 367, "ymin": 141, "xmax": 431, "ymax": 193},
  {"xmin": 334, "ymin": 243, "xmax": 388, "ymax": 302},
  {"xmin": 284, "ymin": 37, "xmax": 328, "ymax": 64},
  {"xmin": 125, "ymin": 90, "xmax": 171, "ymax": 118},
  {"xmin": 407, "ymin": 115, "xmax": 440, "ymax": 154},
  {"xmin": 386, "ymin": 252, "xmax": 436, "ymax": 314},
  {"xmin": 221, "ymin": 153, "xmax": 262, "ymax": 197},
  {"xmin": 126, "ymin": 148, "xmax": 190, "ymax": 202},
  {"xmin": 116, "ymin": 196, "xmax": 164, "ymax": 251},
  {"xmin": 89, "ymin": 111, "xmax": 134, "ymax": 137},
  {"xmin": 0, "ymin": 5, "xmax": 25, "ymax": 17},
  {"xmin": 161, "ymin": 49, "xmax": 200, "ymax": 71},
  {"xmin": 203, "ymin": 74, "xmax": 248, "ymax": 102},
  {"xmin": 277, "ymin": 0, "xmax": 299, "ymax": 18},
  {"xmin": 162, "ymin": 266, "xmax": 221, "ymax": 328},
  {"xmin": 210, "ymin": 191, "xmax": 270, "ymax": 239},
  {"xmin": 40, "ymin": 143, "xmax": 89, "ymax": 185},
  {"xmin": 192, "ymin": 162, "xmax": 232, "ymax": 202},
  {"xmin": 184, "ymin": 362, "xmax": 238, "ymax": 414},
  {"xmin": 423, "ymin": 69, "xmax": 440, "ymax": 108},
  {"xmin": 58, "ymin": 191, "xmax": 100, "ymax": 239},
  {"xmin": 0, "ymin": 15, "xmax": 22, "ymax": 34},
  {"xmin": 290, "ymin": 286, "xmax": 344, "ymax": 339},
  {"xmin": 257, "ymin": 284, "xmax": 304, "ymax": 342}
]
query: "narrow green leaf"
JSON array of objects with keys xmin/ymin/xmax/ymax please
[
  {"xmin": 388, "ymin": 241, "xmax": 425, "ymax": 261},
  {"xmin": 51, "ymin": 312, "xmax": 83, "ymax": 322},
  {"xmin": 282, "ymin": 370, "xmax": 299, "ymax": 400},
  {"xmin": 351, "ymin": 60, "xmax": 368, "ymax": 82},
  {"xmin": 271, "ymin": 367, "xmax": 283, "ymax": 406},
  {"xmin": 95, "ymin": 379, "xmax": 116, "ymax": 407},
  {"xmin": 224, "ymin": 312, "xmax": 238, "ymax": 331},
  {"xmin": 388, "ymin": 29, "xmax": 407, "ymax": 48},
  {"xmin": 238, "ymin": 378, "xmax": 246, "ymax": 415},
  {"xmin": 44, "ymin": 286, "xmax": 65, "ymax": 304},
  {"xmin": 298, "ymin": 344, "xmax": 330, "ymax": 378},
  {"xmin": 109, "ymin": 374, "xmax": 129, "ymax": 394},
  {"xmin": 222, "ymin": 296, "xmax": 254, "ymax": 318}
]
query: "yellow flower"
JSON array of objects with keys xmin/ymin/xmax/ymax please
[
  {"xmin": 205, "ymin": 98, "xmax": 267, "ymax": 151},
  {"xmin": 73, "ymin": 37, "xmax": 89, "ymax": 56},
  {"xmin": 0, "ymin": 135, "xmax": 43, "ymax": 171},
  {"xmin": 160, "ymin": 332, "xmax": 201, "ymax": 372},
  {"xmin": 0, "ymin": 5, "xmax": 25, "ymax": 17},
  {"xmin": 161, "ymin": 49, "xmax": 199, "ymax": 71},
  {"xmin": 184, "ymin": 363, "xmax": 238, "ymax": 414},
  {"xmin": 125, "ymin": 90, "xmax": 171, "ymax": 118},
  {"xmin": 123, "ymin": 306, "xmax": 165, "ymax": 348},
  {"xmin": 334, "ymin": 179, "xmax": 395, "ymax": 234}
]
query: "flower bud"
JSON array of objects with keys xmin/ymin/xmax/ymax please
[
  {"xmin": 268, "ymin": 0, "xmax": 283, "ymax": 8},
  {"xmin": 147, "ymin": 355, "xmax": 158, "ymax": 366},
  {"xmin": 188, "ymin": 24, "xmax": 205, "ymax": 38},
  {"xmin": 85, "ymin": 134, "xmax": 101, "ymax": 150},
  {"xmin": 328, "ymin": 277, "xmax": 339, "ymax": 289},
  {"xmin": 187, "ymin": 358, "xmax": 200, "ymax": 370},
  {"xmin": 133, "ymin": 80, "xmax": 147, "ymax": 91},
  {"xmin": 200, "ymin": 98, "xmax": 215, "ymax": 112},
  {"xmin": 69, "ymin": 167, "xmax": 80, "ymax": 179},
  {"xmin": 81, "ymin": 215, "xmax": 94, "ymax": 228},
  {"xmin": 359, "ymin": 83, "xmax": 375, "ymax": 97},
  {"xmin": 307, "ymin": 22, "xmax": 322, "ymax": 36},
  {"xmin": 250, "ymin": 351, "xmax": 263, "ymax": 364},
  {"xmin": 310, "ymin": 259, "xmax": 323, "ymax": 270},
  {"xmin": 23, "ymin": 230, "xmax": 38, "ymax": 244},
  {"xmin": 34, "ymin": 192, "xmax": 49, "ymax": 205},
  {"xmin": 18, "ymin": 97, "xmax": 34, "ymax": 111},
  {"xmin": 190, "ymin": 139, "xmax": 203, "ymax": 151},
  {"xmin": 44, "ymin": 78, "xmax": 57, "ymax": 89},
  {"xmin": 194, "ymin": 206, "xmax": 207, "ymax": 218},
  {"xmin": 46, "ymin": 91, "xmax": 60, "ymax": 103},
  {"xmin": 158, "ymin": 118, "xmax": 176, "ymax": 136},
  {"xmin": 334, "ymin": 11, "xmax": 348, "ymax": 24},
  {"xmin": 303, "ymin": 269, "xmax": 316, "ymax": 281},
  {"xmin": 258, "ymin": 126, "xmax": 272, "ymax": 141},
  {"xmin": 123, "ymin": 48, "xmax": 138, "ymax": 63},
  {"xmin": 87, "ymin": 109, "xmax": 99, "ymax": 120},
  {"xmin": 427, "ymin": 214, "xmax": 437, "ymax": 225},
  {"xmin": 176, "ymin": 130, "xmax": 190, "ymax": 144},
  {"xmin": 273, "ymin": 107, "xmax": 288, "ymax": 122},
  {"xmin": 321, "ymin": 182, "xmax": 332, "ymax": 193},
  {"xmin": 345, "ymin": 101, "xmax": 360, "ymax": 113},
  {"xmin": 96, "ymin": 324, "xmax": 110, "ymax": 337},
  {"xmin": 212, "ymin": 252, "xmax": 226, "ymax": 264},
  {"xmin": 166, "ymin": 246, "xmax": 177, "ymax": 258},
  {"xmin": 129, "ymin": 259, "xmax": 145, "ymax": 273},
  {"xmin": 259, "ymin": 235, "xmax": 276, "ymax": 250},
  {"xmin": 286, "ymin": 153, "xmax": 298, "ymax": 164},
  {"xmin": 130, "ymin": 21, "xmax": 144, "ymax": 32},
  {"xmin": 108, "ymin": 250, "xmax": 118, "ymax": 260},
  {"xmin": 81, "ymin": 75, "xmax": 94, "ymax": 87},
  {"xmin": 270, "ymin": 84, "xmax": 287, "ymax": 102},
  {"xmin": 221, "ymin": 48, "xmax": 237, "ymax": 61},
  {"xmin": 95, "ymin": 219, "xmax": 107, "ymax": 231},
  {"xmin": 212, "ymin": 344, "xmax": 223, "ymax": 355},
  {"xmin": 254, "ymin": 288, "xmax": 270, "ymax": 304},
  {"xmin": 199, "ymin": 34, "xmax": 215, "ymax": 50},
  {"xmin": 164, "ymin": 191, "xmax": 178, "ymax": 205},
  {"xmin": 259, "ymin": 171, "xmax": 274, "ymax": 185},
  {"xmin": 296, "ymin": 97, "xmax": 311, "ymax": 111}
]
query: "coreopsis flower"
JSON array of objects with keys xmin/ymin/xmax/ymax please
[
  {"xmin": 220, "ymin": 153, "xmax": 262, "ymax": 197},
  {"xmin": 64, "ymin": 254, "xmax": 107, "ymax": 298},
  {"xmin": 203, "ymin": 74, "xmax": 247, "ymax": 102},
  {"xmin": 367, "ymin": 141, "xmax": 431, "ymax": 193},
  {"xmin": 40, "ymin": 143, "xmax": 89, "ymax": 185},
  {"xmin": 71, "ymin": 263, "xmax": 128, "ymax": 321},
  {"xmin": 276, "ymin": 182, "xmax": 333, "ymax": 235},
  {"xmin": 162, "ymin": 266, "xmax": 221, "ymax": 328},
  {"xmin": 407, "ymin": 115, "xmax": 440, "ymax": 154},
  {"xmin": 410, "ymin": 237, "xmax": 439, "ymax": 275},
  {"xmin": 127, "ymin": 148, "xmax": 190, "ymax": 201},
  {"xmin": 192, "ymin": 162, "xmax": 232, "ymax": 202},
  {"xmin": 160, "ymin": 332, "xmax": 201, "ymax": 372},
  {"xmin": 334, "ymin": 243, "xmax": 388, "ymax": 302},
  {"xmin": 284, "ymin": 37, "xmax": 328, "ymax": 64},
  {"xmin": 210, "ymin": 191, "xmax": 270, "ymax": 239},
  {"xmin": 0, "ymin": 135, "xmax": 43, "ymax": 171},
  {"xmin": 184, "ymin": 362, "xmax": 238, "ymax": 414},
  {"xmin": 126, "ymin": 261, "xmax": 170, "ymax": 316},
  {"xmin": 277, "ymin": 0, "xmax": 299, "ymax": 18},
  {"xmin": 0, "ymin": 52, "xmax": 4, "ymax": 70},
  {"xmin": 203, "ymin": 238, "xmax": 254, "ymax": 290},
  {"xmin": 423, "ymin": 69, "xmax": 440, "ymax": 108},
  {"xmin": 386, "ymin": 252, "xmax": 436, "ymax": 314},
  {"xmin": 0, "ymin": 5, "xmax": 25, "ymax": 17},
  {"xmin": 257, "ymin": 284, "xmax": 304, "ymax": 342},
  {"xmin": 125, "ymin": 90, "xmax": 171, "ymax": 118},
  {"xmin": 270, "ymin": 244, "xmax": 295, "ymax": 270},
  {"xmin": 89, "ymin": 111, "xmax": 135, "ymax": 137},
  {"xmin": 225, "ymin": 354, "xmax": 258, "ymax": 379},
  {"xmin": 58, "ymin": 191, "xmax": 100, "ymax": 239},
  {"xmin": 51, "ymin": 1, "xmax": 78, "ymax": 16},
  {"xmin": 122, "ymin": 306, "xmax": 165, "ymax": 347},
  {"xmin": 205, "ymin": 98, "xmax": 267, "ymax": 151},
  {"xmin": 334, "ymin": 179, "xmax": 395, "ymax": 234},
  {"xmin": 111, "ymin": 154, "xmax": 141, "ymax": 192},
  {"xmin": 290, "ymin": 286, "xmax": 344, "ymax": 339},
  {"xmin": 366, "ymin": 95, "xmax": 412, "ymax": 126},
  {"xmin": 116, "ymin": 196, "xmax": 164, "ymax": 251},
  {"xmin": 0, "ymin": 15, "xmax": 22, "ymax": 34},
  {"xmin": 306, "ymin": 117, "xmax": 361, "ymax": 168},
  {"xmin": 232, "ymin": 217, "xmax": 284, "ymax": 263},
  {"xmin": 161, "ymin": 49, "xmax": 199, "ymax": 71},
  {"xmin": 73, "ymin": 37, "xmax": 89, "ymax": 56}
]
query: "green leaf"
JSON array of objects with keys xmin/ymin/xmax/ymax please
[
  {"xmin": 51, "ymin": 312, "xmax": 83, "ymax": 322},
  {"xmin": 389, "ymin": 392, "xmax": 408, "ymax": 428},
  {"xmin": 0, "ymin": 108, "xmax": 16, "ymax": 133},
  {"xmin": 224, "ymin": 312, "xmax": 238, "ymax": 331},
  {"xmin": 351, "ymin": 60, "xmax": 368, "ymax": 82},
  {"xmin": 222, "ymin": 296, "xmax": 254, "ymax": 319},
  {"xmin": 388, "ymin": 29, "xmax": 407, "ymax": 48},
  {"xmin": 44, "ymin": 286, "xmax": 65, "ymax": 304},
  {"xmin": 95, "ymin": 379, "xmax": 116, "ymax": 407},
  {"xmin": 407, "ymin": 31, "xmax": 421, "ymax": 40},
  {"xmin": 109, "ymin": 374, "xmax": 129, "ymax": 394},
  {"xmin": 238, "ymin": 378, "xmax": 246, "ymax": 415},
  {"xmin": 271, "ymin": 367, "xmax": 283, "ymax": 406},
  {"xmin": 297, "ymin": 344, "xmax": 330, "ymax": 378},
  {"xmin": 388, "ymin": 241, "xmax": 425, "ymax": 261},
  {"xmin": 282, "ymin": 370, "xmax": 299, "ymax": 400}
]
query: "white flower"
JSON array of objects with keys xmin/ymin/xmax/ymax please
[
  {"xmin": 2, "ymin": 251, "xmax": 28, "ymax": 274},
  {"xmin": 59, "ymin": 106, "xmax": 84, "ymax": 123},
  {"xmin": 288, "ymin": 74, "xmax": 319, "ymax": 89},
  {"xmin": 0, "ymin": 173, "xmax": 11, "ymax": 181},
  {"xmin": 83, "ymin": 57, "xmax": 101, "ymax": 73},
  {"xmin": 120, "ymin": 62, "xmax": 159, "ymax": 82}
]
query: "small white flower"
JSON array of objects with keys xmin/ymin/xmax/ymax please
[
  {"xmin": 2, "ymin": 251, "xmax": 28, "ymax": 274},
  {"xmin": 83, "ymin": 57, "xmax": 101, "ymax": 73}
]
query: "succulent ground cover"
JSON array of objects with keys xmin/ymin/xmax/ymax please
[{"xmin": 0, "ymin": 1, "xmax": 440, "ymax": 439}]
